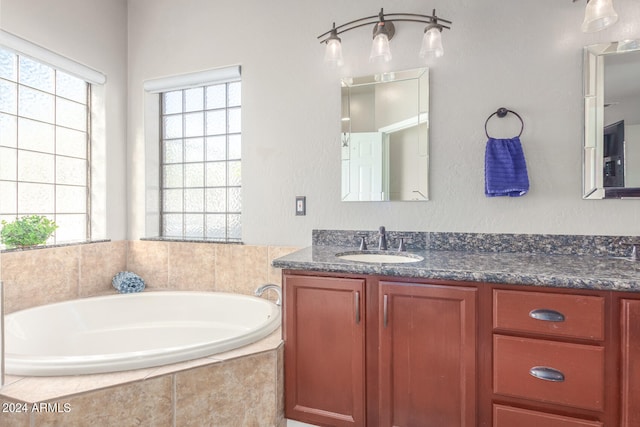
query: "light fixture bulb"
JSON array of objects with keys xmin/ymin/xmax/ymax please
[
  {"xmin": 420, "ymin": 26, "xmax": 444, "ymax": 59},
  {"xmin": 324, "ymin": 37, "xmax": 344, "ymax": 67},
  {"xmin": 370, "ymin": 33, "xmax": 392, "ymax": 63},
  {"xmin": 581, "ymin": 0, "xmax": 618, "ymax": 33}
]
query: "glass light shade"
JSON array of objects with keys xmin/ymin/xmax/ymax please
[
  {"xmin": 420, "ymin": 27, "xmax": 444, "ymax": 59},
  {"xmin": 324, "ymin": 38, "xmax": 344, "ymax": 67},
  {"xmin": 581, "ymin": 0, "xmax": 618, "ymax": 33},
  {"xmin": 370, "ymin": 33, "xmax": 392, "ymax": 63},
  {"xmin": 617, "ymin": 39, "xmax": 639, "ymax": 52}
]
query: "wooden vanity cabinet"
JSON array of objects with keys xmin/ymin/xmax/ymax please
[
  {"xmin": 620, "ymin": 298, "xmax": 640, "ymax": 427},
  {"xmin": 283, "ymin": 272, "xmax": 477, "ymax": 427},
  {"xmin": 283, "ymin": 274, "xmax": 366, "ymax": 426},
  {"xmin": 378, "ymin": 281, "xmax": 477, "ymax": 427},
  {"xmin": 282, "ymin": 270, "xmax": 636, "ymax": 426},
  {"xmin": 491, "ymin": 288, "xmax": 611, "ymax": 426}
]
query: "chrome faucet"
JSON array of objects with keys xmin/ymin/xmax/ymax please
[
  {"xmin": 618, "ymin": 241, "xmax": 640, "ymax": 262},
  {"xmin": 254, "ymin": 283, "xmax": 282, "ymax": 306},
  {"xmin": 378, "ymin": 226, "xmax": 387, "ymax": 250}
]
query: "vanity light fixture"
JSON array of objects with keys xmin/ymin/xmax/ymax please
[
  {"xmin": 318, "ymin": 8, "xmax": 452, "ymax": 66},
  {"xmin": 574, "ymin": 0, "xmax": 619, "ymax": 32}
]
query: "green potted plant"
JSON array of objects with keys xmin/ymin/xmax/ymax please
[{"xmin": 0, "ymin": 215, "xmax": 59, "ymax": 249}]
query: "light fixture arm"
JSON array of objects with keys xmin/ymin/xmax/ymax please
[{"xmin": 318, "ymin": 8, "xmax": 452, "ymax": 44}]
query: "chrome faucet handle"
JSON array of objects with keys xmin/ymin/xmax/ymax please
[
  {"xmin": 618, "ymin": 240, "xmax": 640, "ymax": 261},
  {"xmin": 356, "ymin": 234, "xmax": 368, "ymax": 251},
  {"xmin": 397, "ymin": 237, "xmax": 406, "ymax": 252}
]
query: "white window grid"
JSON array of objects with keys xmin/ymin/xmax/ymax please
[
  {"xmin": 160, "ymin": 81, "xmax": 241, "ymax": 241},
  {"xmin": 0, "ymin": 47, "xmax": 90, "ymax": 244}
]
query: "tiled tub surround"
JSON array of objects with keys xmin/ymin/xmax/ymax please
[
  {"xmin": 1, "ymin": 330, "xmax": 284, "ymax": 427},
  {"xmin": 0, "ymin": 240, "xmax": 299, "ymax": 314},
  {"xmin": 0, "ymin": 241, "xmax": 128, "ymax": 314},
  {"xmin": 0, "ymin": 240, "xmax": 298, "ymax": 426},
  {"xmin": 274, "ymin": 230, "xmax": 640, "ymax": 291}
]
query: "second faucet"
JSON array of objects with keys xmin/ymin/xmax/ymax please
[{"xmin": 378, "ymin": 226, "xmax": 387, "ymax": 250}]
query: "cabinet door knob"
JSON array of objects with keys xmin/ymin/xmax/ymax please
[
  {"xmin": 529, "ymin": 308, "xmax": 565, "ymax": 322},
  {"xmin": 529, "ymin": 366, "xmax": 565, "ymax": 382}
]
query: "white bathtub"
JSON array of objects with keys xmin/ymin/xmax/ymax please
[{"xmin": 4, "ymin": 291, "xmax": 281, "ymax": 376}]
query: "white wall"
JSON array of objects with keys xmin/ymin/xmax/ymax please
[
  {"xmin": 0, "ymin": 0, "xmax": 129, "ymax": 241},
  {"xmin": 126, "ymin": 0, "xmax": 640, "ymax": 246},
  {"xmin": 6, "ymin": 0, "xmax": 639, "ymax": 247}
]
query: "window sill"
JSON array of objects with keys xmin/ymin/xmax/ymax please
[
  {"xmin": 0, "ymin": 239, "xmax": 111, "ymax": 253},
  {"xmin": 141, "ymin": 237, "xmax": 244, "ymax": 245}
]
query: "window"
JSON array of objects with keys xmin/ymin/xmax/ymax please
[
  {"xmin": 159, "ymin": 78, "xmax": 242, "ymax": 241},
  {"xmin": 0, "ymin": 47, "xmax": 91, "ymax": 244}
]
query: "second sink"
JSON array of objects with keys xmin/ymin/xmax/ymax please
[{"xmin": 336, "ymin": 251, "xmax": 424, "ymax": 264}]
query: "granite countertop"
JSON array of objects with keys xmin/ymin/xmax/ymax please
[{"xmin": 272, "ymin": 245, "xmax": 640, "ymax": 292}]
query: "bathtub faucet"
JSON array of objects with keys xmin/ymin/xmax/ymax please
[{"xmin": 255, "ymin": 284, "xmax": 282, "ymax": 306}]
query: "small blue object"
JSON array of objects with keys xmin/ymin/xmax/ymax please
[
  {"xmin": 112, "ymin": 271, "xmax": 145, "ymax": 294},
  {"xmin": 484, "ymin": 136, "xmax": 530, "ymax": 197}
]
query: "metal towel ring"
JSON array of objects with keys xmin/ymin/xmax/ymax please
[{"xmin": 484, "ymin": 107, "xmax": 524, "ymax": 138}]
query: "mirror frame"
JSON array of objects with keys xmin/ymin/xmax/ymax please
[
  {"xmin": 341, "ymin": 68, "xmax": 429, "ymax": 202},
  {"xmin": 583, "ymin": 40, "xmax": 640, "ymax": 199}
]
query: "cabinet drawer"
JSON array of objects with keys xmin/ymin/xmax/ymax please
[
  {"xmin": 493, "ymin": 289, "xmax": 604, "ymax": 340},
  {"xmin": 493, "ymin": 404, "xmax": 603, "ymax": 427},
  {"xmin": 493, "ymin": 335, "xmax": 604, "ymax": 411}
]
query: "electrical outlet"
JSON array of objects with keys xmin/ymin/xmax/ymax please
[{"xmin": 295, "ymin": 196, "xmax": 306, "ymax": 216}]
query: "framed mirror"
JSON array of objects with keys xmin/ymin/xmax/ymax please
[
  {"xmin": 583, "ymin": 40, "xmax": 640, "ymax": 199},
  {"xmin": 341, "ymin": 68, "xmax": 429, "ymax": 201}
]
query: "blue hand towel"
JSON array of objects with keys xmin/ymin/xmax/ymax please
[
  {"xmin": 484, "ymin": 136, "xmax": 529, "ymax": 197},
  {"xmin": 112, "ymin": 271, "xmax": 146, "ymax": 293}
]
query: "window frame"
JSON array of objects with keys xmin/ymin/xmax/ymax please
[
  {"xmin": 0, "ymin": 45, "xmax": 95, "ymax": 244},
  {"xmin": 146, "ymin": 65, "xmax": 242, "ymax": 243}
]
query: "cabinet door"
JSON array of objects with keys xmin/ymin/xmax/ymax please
[
  {"xmin": 283, "ymin": 274, "xmax": 366, "ymax": 427},
  {"xmin": 378, "ymin": 282, "xmax": 477, "ymax": 427},
  {"xmin": 621, "ymin": 299, "xmax": 640, "ymax": 427}
]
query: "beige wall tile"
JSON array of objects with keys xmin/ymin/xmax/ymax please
[
  {"xmin": 1, "ymin": 246, "xmax": 81, "ymax": 313},
  {"xmin": 267, "ymin": 246, "xmax": 300, "ymax": 286},
  {"xmin": 0, "ymin": 397, "xmax": 31, "ymax": 427},
  {"xmin": 175, "ymin": 351, "xmax": 279, "ymax": 427},
  {"xmin": 208, "ymin": 329, "xmax": 282, "ymax": 362},
  {"xmin": 0, "ymin": 368, "xmax": 157, "ymax": 403},
  {"xmin": 0, "ymin": 241, "xmax": 291, "ymax": 311},
  {"xmin": 79, "ymin": 241, "xmax": 127, "ymax": 297},
  {"xmin": 168, "ymin": 242, "xmax": 216, "ymax": 290},
  {"xmin": 126, "ymin": 240, "xmax": 168, "ymax": 289},
  {"xmin": 215, "ymin": 245, "xmax": 269, "ymax": 295},
  {"xmin": 276, "ymin": 344, "xmax": 285, "ymax": 427},
  {"xmin": 32, "ymin": 376, "xmax": 173, "ymax": 427}
]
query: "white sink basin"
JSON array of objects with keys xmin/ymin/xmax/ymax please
[{"xmin": 336, "ymin": 251, "xmax": 423, "ymax": 264}]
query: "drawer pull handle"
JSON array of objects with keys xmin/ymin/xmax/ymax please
[
  {"xmin": 355, "ymin": 291, "xmax": 360, "ymax": 324},
  {"xmin": 529, "ymin": 309, "xmax": 565, "ymax": 322},
  {"xmin": 383, "ymin": 294, "xmax": 389, "ymax": 328},
  {"xmin": 529, "ymin": 366, "xmax": 565, "ymax": 382}
]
